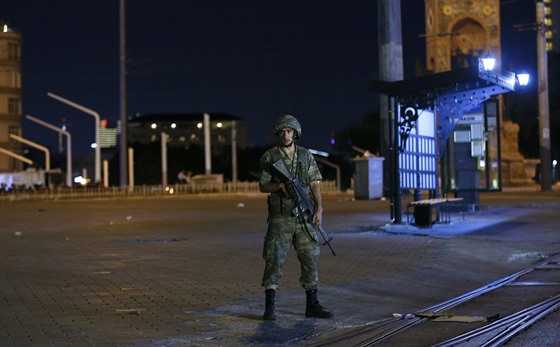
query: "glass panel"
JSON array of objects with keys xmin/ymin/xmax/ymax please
[
  {"xmin": 485, "ymin": 100, "xmax": 501, "ymax": 190},
  {"xmin": 443, "ymin": 99, "xmax": 501, "ymax": 192}
]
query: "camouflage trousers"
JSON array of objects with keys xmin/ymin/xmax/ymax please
[{"xmin": 261, "ymin": 215, "xmax": 320, "ymax": 291}]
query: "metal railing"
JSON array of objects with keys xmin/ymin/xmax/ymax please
[{"xmin": 0, "ymin": 180, "xmax": 338, "ymax": 201}]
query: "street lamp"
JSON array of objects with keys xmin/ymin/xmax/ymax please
[
  {"xmin": 517, "ymin": 73, "xmax": 530, "ymax": 86},
  {"xmin": 9, "ymin": 134, "xmax": 50, "ymax": 171},
  {"xmin": 47, "ymin": 92, "xmax": 101, "ymax": 184},
  {"xmin": 26, "ymin": 114, "xmax": 72, "ymax": 187},
  {"xmin": 481, "ymin": 54, "xmax": 496, "ymax": 71},
  {"xmin": 0, "ymin": 147, "xmax": 33, "ymax": 165}
]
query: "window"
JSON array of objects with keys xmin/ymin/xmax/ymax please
[
  {"xmin": 0, "ymin": 69, "xmax": 20, "ymax": 88},
  {"xmin": 8, "ymin": 43, "xmax": 20, "ymax": 60},
  {"xmin": 8, "ymin": 98, "xmax": 20, "ymax": 114}
]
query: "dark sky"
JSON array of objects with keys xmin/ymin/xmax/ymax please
[{"xmin": 1, "ymin": 0, "xmax": 538, "ymax": 156}]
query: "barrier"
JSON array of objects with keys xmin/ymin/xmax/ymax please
[{"xmin": 0, "ymin": 180, "xmax": 338, "ymax": 201}]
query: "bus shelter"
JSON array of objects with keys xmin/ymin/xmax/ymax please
[{"xmin": 370, "ymin": 59, "xmax": 523, "ymax": 224}]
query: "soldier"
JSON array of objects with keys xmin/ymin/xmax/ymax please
[{"xmin": 259, "ymin": 114, "xmax": 333, "ymax": 321}]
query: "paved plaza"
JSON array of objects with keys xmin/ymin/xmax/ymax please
[{"xmin": 0, "ymin": 188, "xmax": 559, "ymax": 346}]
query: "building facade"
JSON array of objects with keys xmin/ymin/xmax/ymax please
[
  {"xmin": 424, "ymin": 0, "xmax": 501, "ymax": 73},
  {"xmin": 0, "ymin": 21, "xmax": 22, "ymax": 172},
  {"xmin": 128, "ymin": 113, "xmax": 246, "ymax": 151},
  {"xmin": 424, "ymin": 0, "xmax": 532, "ymax": 185}
]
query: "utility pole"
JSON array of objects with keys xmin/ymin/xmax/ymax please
[
  {"xmin": 378, "ymin": 0, "xmax": 403, "ymax": 223},
  {"xmin": 119, "ymin": 0, "xmax": 128, "ymax": 187},
  {"xmin": 536, "ymin": 0, "xmax": 552, "ymax": 191}
]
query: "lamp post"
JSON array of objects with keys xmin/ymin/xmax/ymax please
[
  {"xmin": 203, "ymin": 113, "xmax": 211, "ymax": 175},
  {"xmin": 26, "ymin": 115, "xmax": 72, "ymax": 187},
  {"xmin": 9, "ymin": 134, "xmax": 50, "ymax": 171},
  {"xmin": 47, "ymin": 92, "xmax": 101, "ymax": 184},
  {"xmin": 231, "ymin": 120, "xmax": 237, "ymax": 183},
  {"xmin": 161, "ymin": 132, "xmax": 168, "ymax": 187},
  {"xmin": 0, "ymin": 147, "xmax": 33, "ymax": 165},
  {"xmin": 119, "ymin": 0, "xmax": 128, "ymax": 187}
]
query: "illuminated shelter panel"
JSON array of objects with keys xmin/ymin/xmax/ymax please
[
  {"xmin": 399, "ymin": 135, "xmax": 438, "ymax": 190},
  {"xmin": 397, "ymin": 106, "xmax": 438, "ymax": 190}
]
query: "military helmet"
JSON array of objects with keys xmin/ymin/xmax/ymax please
[{"xmin": 274, "ymin": 115, "xmax": 302, "ymax": 138}]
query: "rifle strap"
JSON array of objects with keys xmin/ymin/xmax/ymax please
[{"xmin": 297, "ymin": 211, "xmax": 320, "ymax": 246}]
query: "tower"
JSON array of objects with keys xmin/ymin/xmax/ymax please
[
  {"xmin": 0, "ymin": 21, "xmax": 22, "ymax": 172},
  {"xmin": 424, "ymin": 0, "xmax": 529, "ymax": 185},
  {"xmin": 425, "ymin": 0, "xmax": 501, "ymax": 73}
]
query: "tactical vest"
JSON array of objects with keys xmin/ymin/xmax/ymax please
[{"xmin": 267, "ymin": 146, "xmax": 314, "ymax": 217}]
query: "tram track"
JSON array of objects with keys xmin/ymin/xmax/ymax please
[
  {"xmin": 434, "ymin": 293, "xmax": 560, "ymax": 347},
  {"xmin": 311, "ymin": 253, "xmax": 560, "ymax": 347}
]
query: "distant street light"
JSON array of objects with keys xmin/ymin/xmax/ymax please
[
  {"xmin": 26, "ymin": 114, "xmax": 72, "ymax": 187},
  {"xmin": 9, "ymin": 134, "xmax": 50, "ymax": 171},
  {"xmin": 0, "ymin": 147, "xmax": 33, "ymax": 165},
  {"xmin": 47, "ymin": 92, "xmax": 101, "ymax": 184}
]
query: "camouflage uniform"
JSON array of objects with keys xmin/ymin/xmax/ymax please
[{"xmin": 259, "ymin": 145, "xmax": 323, "ymax": 291}]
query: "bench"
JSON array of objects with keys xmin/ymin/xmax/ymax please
[{"xmin": 407, "ymin": 198, "xmax": 464, "ymax": 227}]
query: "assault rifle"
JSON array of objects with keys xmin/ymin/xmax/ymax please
[{"xmin": 273, "ymin": 159, "xmax": 336, "ymax": 256}]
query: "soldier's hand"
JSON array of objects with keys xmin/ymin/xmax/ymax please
[
  {"xmin": 278, "ymin": 182, "xmax": 288, "ymax": 196},
  {"xmin": 313, "ymin": 209, "xmax": 323, "ymax": 226}
]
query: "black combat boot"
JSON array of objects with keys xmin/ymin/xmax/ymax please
[
  {"xmin": 263, "ymin": 289, "xmax": 276, "ymax": 321},
  {"xmin": 305, "ymin": 289, "xmax": 333, "ymax": 318}
]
